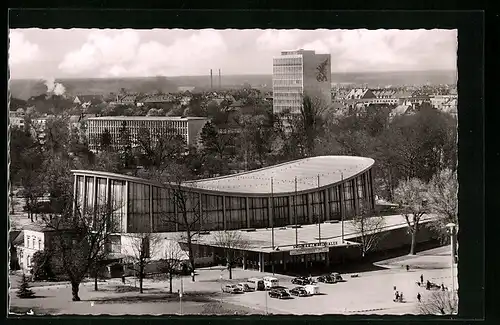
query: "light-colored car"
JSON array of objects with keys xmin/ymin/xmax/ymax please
[
  {"xmin": 222, "ymin": 284, "xmax": 244, "ymax": 294},
  {"xmin": 236, "ymin": 283, "xmax": 254, "ymax": 292},
  {"xmin": 303, "ymin": 284, "xmax": 320, "ymax": 295}
]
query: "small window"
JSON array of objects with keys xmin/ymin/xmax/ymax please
[
  {"xmin": 38, "ymin": 239, "xmax": 42, "ymax": 250},
  {"xmin": 26, "ymin": 236, "xmax": 30, "ymax": 248},
  {"xmin": 27, "ymin": 255, "xmax": 31, "ymax": 267}
]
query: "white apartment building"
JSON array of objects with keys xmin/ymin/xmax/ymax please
[
  {"xmin": 273, "ymin": 49, "xmax": 332, "ymax": 114},
  {"xmin": 16, "ymin": 226, "xmax": 54, "ymax": 272},
  {"xmin": 86, "ymin": 116, "xmax": 209, "ymax": 152}
]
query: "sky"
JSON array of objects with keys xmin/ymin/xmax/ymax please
[{"xmin": 8, "ymin": 29, "xmax": 457, "ymax": 79}]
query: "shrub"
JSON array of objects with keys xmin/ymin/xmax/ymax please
[{"xmin": 17, "ymin": 273, "xmax": 35, "ymax": 298}]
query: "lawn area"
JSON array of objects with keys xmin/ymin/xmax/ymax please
[{"xmin": 9, "ymin": 280, "xmax": 264, "ymax": 316}]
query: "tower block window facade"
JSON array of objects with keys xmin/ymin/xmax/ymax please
[
  {"xmin": 273, "ymin": 49, "xmax": 332, "ymax": 114},
  {"xmin": 72, "ymin": 156, "xmax": 374, "ymax": 234}
]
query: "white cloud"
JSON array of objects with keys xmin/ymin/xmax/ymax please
[
  {"xmin": 59, "ymin": 29, "xmax": 228, "ymax": 77},
  {"xmin": 298, "ymin": 29, "xmax": 457, "ymax": 72},
  {"xmin": 256, "ymin": 29, "xmax": 300, "ymax": 51},
  {"xmin": 301, "ymin": 40, "xmax": 331, "ymax": 55},
  {"xmin": 8, "ymin": 31, "xmax": 41, "ymax": 65}
]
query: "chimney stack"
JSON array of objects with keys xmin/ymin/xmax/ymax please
[
  {"xmin": 218, "ymin": 69, "xmax": 221, "ymax": 89},
  {"xmin": 210, "ymin": 69, "xmax": 213, "ymax": 89}
]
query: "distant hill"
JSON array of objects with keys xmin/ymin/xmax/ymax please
[
  {"xmin": 9, "ymin": 77, "xmax": 178, "ymax": 100},
  {"xmin": 9, "ymin": 70, "xmax": 456, "ymax": 100}
]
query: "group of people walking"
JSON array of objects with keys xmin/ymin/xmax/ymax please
[{"xmin": 394, "ymin": 273, "xmax": 445, "ymax": 304}]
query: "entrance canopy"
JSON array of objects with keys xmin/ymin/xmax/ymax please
[{"xmin": 173, "ymin": 214, "xmax": 436, "ymax": 254}]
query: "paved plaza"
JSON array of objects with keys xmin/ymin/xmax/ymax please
[{"xmin": 9, "ymin": 245, "xmax": 457, "ymax": 315}]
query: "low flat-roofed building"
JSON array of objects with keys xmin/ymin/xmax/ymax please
[{"xmin": 86, "ymin": 116, "xmax": 209, "ymax": 151}]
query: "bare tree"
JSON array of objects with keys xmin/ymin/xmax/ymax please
[
  {"xmin": 151, "ymin": 163, "xmax": 208, "ymax": 282},
  {"xmin": 45, "ymin": 201, "xmax": 119, "ymax": 301},
  {"xmin": 426, "ymin": 169, "xmax": 458, "ymax": 242},
  {"xmin": 158, "ymin": 240, "xmax": 186, "ymax": 293},
  {"xmin": 394, "ymin": 178, "xmax": 428, "ymax": 255},
  {"xmin": 350, "ymin": 207, "xmax": 387, "ymax": 258},
  {"xmin": 212, "ymin": 230, "xmax": 250, "ymax": 279},
  {"xmin": 123, "ymin": 232, "xmax": 162, "ymax": 293},
  {"xmin": 418, "ymin": 291, "xmax": 458, "ymax": 315},
  {"xmin": 135, "ymin": 126, "xmax": 186, "ymax": 174}
]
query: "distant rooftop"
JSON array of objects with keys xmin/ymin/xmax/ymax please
[{"xmin": 87, "ymin": 116, "xmax": 208, "ymax": 121}]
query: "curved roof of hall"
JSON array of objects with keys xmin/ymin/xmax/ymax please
[{"xmin": 72, "ymin": 156, "xmax": 374, "ymax": 196}]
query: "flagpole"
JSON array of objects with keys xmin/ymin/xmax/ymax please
[
  {"xmin": 294, "ymin": 176, "xmax": 298, "ymax": 246},
  {"xmin": 341, "ymin": 172, "xmax": 344, "ymax": 244},
  {"xmin": 271, "ymin": 177, "xmax": 275, "ymax": 275},
  {"xmin": 318, "ymin": 174, "xmax": 321, "ymax": 244}
]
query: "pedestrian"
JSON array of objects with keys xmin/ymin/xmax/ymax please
[
  {"xmin": 441, "ymin": 283, "xmax": 445, "ymax": 291},
  {"xmin": 121, "ymin": 274, "xmax": 125, "ymax": 284},
  {"xmin": 400, "ymin": 292, "xmax": 404, "ymax": 302},
  {"xmin": 406, "ymin": 265, "xmax": 410, "ymax": 271},
  {"xmin": 395, "ymin": 291, "xmax": 399, "ymax": 300},
  {"xmin": 420, "ymin": 274, "xmax": 424, "ymax": 284},
  {"xmin": 426, "ymin": 280, "xmax": 431, "ymax": 290},
  {"xmin": 417, "ymin": 292, "xmax": 421, "ymax": 303}
]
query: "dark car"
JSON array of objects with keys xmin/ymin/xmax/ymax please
[
  {"xmin": 330, "ymin": 273, "xmax": 344, "ymax": 282},
  {"xmin": 289, "ymin": 286, "xmax": 310, "ymax": 297},
  {"xmin": 317, "ymin": 275, "xmax": 336, "ymax": 283},
  {"xmin": 291, "ymin": 277, "xmax": 310, "ymax": 285},
  {"xmin": 268, "ymin": 288, "xmax": 291, "ymax": 299}
]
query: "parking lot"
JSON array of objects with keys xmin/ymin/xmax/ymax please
[
  {"xmin": 219, "ymin": 266, "xmax": 455, "ymax": 315},
  {"xmin": 215, "ymin": 246, "xmax": 457, "ymax": 315}
]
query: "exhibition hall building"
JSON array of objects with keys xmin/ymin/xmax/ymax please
[{"xmin": 72, "ymin": 155, "xmax": 436, "ymax": 274}]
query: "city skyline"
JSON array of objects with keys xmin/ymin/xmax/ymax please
[{"xmin": 9, "ymin": 29, "xmax": 457, "ymax": 79}]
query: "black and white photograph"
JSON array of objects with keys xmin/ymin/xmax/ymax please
[{"xmin": 8, "ymin": 26, "xmax": 459, "ymax": 316}]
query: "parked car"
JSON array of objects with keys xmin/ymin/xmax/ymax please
[
  {"xmin": 222, "ymin": 284, "xmax": 244, "ymax": 294},
  {"xmin": 303, "ymin": 284, "xmax": 320, "ymax": 295},
  {"xmin": 330, "ymin": 273, "xmax": 344, "ymax": 282},
  {"xmin": 317, "ymin": 275, "xmax": 336, "ymax": 283},
  {"xmin": 268, "ymin": 288, "xmax": 291, "ymax": 299},
  {"xmin": 247, "ymin": 278, "xmax": 265, "ymax": 291},
  {"xmin": 291, "ymin": 277, "xmax": 311, "ymax": 285},
  {"xmin": 263, "ymin": 276, "xmax": 280, "ymax": 290},
  {"xmin": 289, "ymin": 286, "xmax": 310, "ymax": 297},
  {"xmin": 237, "ymin": 283, "xmax": 254, "ymax": 292}
]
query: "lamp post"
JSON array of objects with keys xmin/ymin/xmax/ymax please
[
  {"xmin": 265, "ymin": 287, "xmax": 268, "ymax": 315},
  {"xmin": 219, "ymin": 272, "xmax": 223, "ymax": 304},
  {"xmin": 179, "ymin": 276, "xmax": 184, "ymax": 315},
  {"xmin": 341, "ymin": 172, "xmax": 344, "ymax": 244},
  {"xmin": 446, "ymin": 222, "xmax": 457, "ymax": 293},
  {"xmin": 270, "ymin": 177, "xmax": 275, "ymax": 275},
  {"xmin": 317, "ymin": 174, "xmax": 321, "ymax": 244}
]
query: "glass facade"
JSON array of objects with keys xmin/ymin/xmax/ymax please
[
  {"xmin": 128, "ymin": 182, "xmax": 151, "ymax": 233},
  {"xmin": 152, "ymin": 187, "xmax": 176, "ymax": 232},
  {"xmin": 201, "ymin": 194, "xmax": 224, "ymax": 230},
  {"xmin": 311, "ymin": 191, "xmax": 325, "ymax": 223},
  {"xmin": 226, "ymin": 197, "xmax": 247, "ymax": 230},
  {"xmin": 272, "ymin": 196, "xmax": 289, "ymax": 227},
  {"xmin": 328, "ymin": 186, "xmax": 341, "ymax": 220},
  {"xmin": 248, "ymin": 197, "xmax": 269, "ymax": 229},
  {"xmin": 72, "ymin": 168, "xmax": 374, "ymax": 234}
]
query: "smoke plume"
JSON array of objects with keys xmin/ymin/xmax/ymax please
[{"xmin": 43, "ymin": 77, "xmax": 66, "ymax": 96}]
